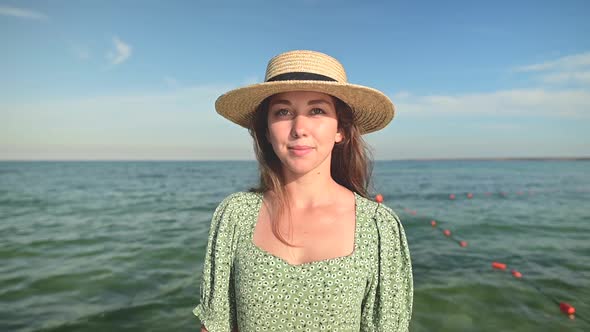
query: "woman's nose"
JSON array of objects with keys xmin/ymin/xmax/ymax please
[{"xmin": 290, "ymin": 114, "xmax": 309, "ymax": 138}]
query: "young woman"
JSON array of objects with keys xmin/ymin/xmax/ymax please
[{"xmin": 194, "ymin": 50, "xmax": 413, "ymax": 331}]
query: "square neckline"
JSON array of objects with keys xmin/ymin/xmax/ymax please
[{"xmin": 249, "ymin": 191, "xmax": 360, "ymax": 268}]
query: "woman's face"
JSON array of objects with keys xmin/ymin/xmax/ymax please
[{"xmin": 266, "ymin": 91, "xmax": 343, "ymax": 177}]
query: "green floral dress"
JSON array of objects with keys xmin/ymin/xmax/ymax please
[{"xmin": 193, "ymin": 191, "xmax": 413, "ymax": 331}]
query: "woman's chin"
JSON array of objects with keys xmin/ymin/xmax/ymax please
[{"xmin": 282, "ymin": 159, "xmax": 320, "ymax": 176}]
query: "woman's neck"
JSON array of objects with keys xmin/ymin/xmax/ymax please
[{"xmin": 281, "ymin": 172, "xmax": 343, "ymax": 209}]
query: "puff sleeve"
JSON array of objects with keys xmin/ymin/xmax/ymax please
[
  {"xmin": 193, "ymin": 193, "xmax": 240, "ymax": 331},
  {"xmin": 360, "ymin": 204, "xmax": 414, "ymax": 331}
]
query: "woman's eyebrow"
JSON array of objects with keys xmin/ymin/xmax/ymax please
[
  {"xmin": 269, "ymin": 99, "xmax": 291, "ymax": 106},
  {"xmin": 269, "ymin": 99, "xmax": 332, "ymax": 106},
  {"xmin": 307, "ymin": 99, "xmax": 332, "ymax": 106}
]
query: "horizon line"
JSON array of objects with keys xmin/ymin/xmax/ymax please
[{"xmin": 1, "ymin": 156, "xmax": 589, "ymax": 162}]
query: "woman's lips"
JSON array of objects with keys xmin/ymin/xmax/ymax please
[{"xmin": 288, "ymin": 146, "xmax": 313, "ymax": 156}]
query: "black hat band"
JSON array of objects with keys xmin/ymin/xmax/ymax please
[{"xmin": 266, "ymin": 72, "xmax": 337, "ymax": 82}]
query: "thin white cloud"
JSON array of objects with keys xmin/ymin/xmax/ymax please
[
  {"xmin": 541, "ymin": 71, "xmax": 590, "ymax": 85},
  {"xmin": 513, "ymin": 51, "xmax": 590, "ymax": 86},
  {"xmin": 241, "ymin": 76, "xmax": 260, "ymax": 85},
  {"xmin": 392, "ymin": 88, "xmax": 590, "ymax": 118},
  {"xmin": 71, "ymin": 45, "xmax": 90, "ymax": 60},
  {"xmin": 107, "ymin": 36, "xmax": 132, "ymax": 65},
  {"xmin": 392, "ymin": 90, "xmax": 411, "ymax": 99},
  {"xmin": 514, "ymin": 52, "xmax": 590, "ymax": 72},
  {"xmin": 0, "ymin": 84, "xmax": 254, "ymax": 160},
  {"xmin": 164, "ymin": 77, "xmax": 179, "ymax": 88},
  {"xmin": 0, "ymin": 5, "xmax": 48, "ymax": 20}
]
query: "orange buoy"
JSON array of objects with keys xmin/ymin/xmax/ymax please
[
  {"xmin": 443, "ymin": 229, "xmax": 451, "ymax": 237},
  {"xmin": 449, "ymin": 194, "xmax": 456, "ymax": 200},
  {"xmin": 430, "ymin": 220, "xmax": 437, "ymax": 227},
  {"xmin": 560, "ymin": 302, "xmax": 576, "ymax": 315},
  {"xmin": 459, "ymin": 241, "xmax": 468, "ymax": 247},
  {"xmin": 467, "ymin": 193, "xmax": 473, "ymax": 199},
  {"xmin": 492, "ymin": 262, "xmax": 507, "ymax": 270},
  {"xmin": 511, "ymin": 269, "xmax": 522, "ymax": 278},
  {"xmin": 375, "ymin": 194, "xmax": 383, "ymax": 203},
  {"xmin": 410, "ymin": 210, "xmax": 416, "ymax": 215}
]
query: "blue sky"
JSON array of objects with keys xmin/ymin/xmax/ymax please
[{"xmin": 1, "ymin": 0, "xmax": 589, "ymax": 160}]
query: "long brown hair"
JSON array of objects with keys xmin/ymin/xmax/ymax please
[{"xmin": 248, "ymin": 94, "xmax": 374, "ymax": 247}]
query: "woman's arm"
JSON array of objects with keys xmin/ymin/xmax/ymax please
[{"xmin": 193, "ymin": 193, "xmax": 241, "ymax": 331}]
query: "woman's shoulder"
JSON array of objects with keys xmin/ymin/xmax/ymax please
[
  {"xmin": 355, "ymin": 193, "xmax": 402, "ymax": 224},
  {"xmin": 208, "ymin": 191, "xmax": 261, "ymax": 229},
  {"xmin": 216, "ymin": 191, "xmax": 262, "ymax": 209},
  {"xmin": 356, "ymin": 194, "xmax": 399, "ymax": 219}
]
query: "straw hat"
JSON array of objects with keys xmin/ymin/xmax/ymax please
[{"xmin": 215, "ymin": 50, "xmax": 395, "ymax": 134}]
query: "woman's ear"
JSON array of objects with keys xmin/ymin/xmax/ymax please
[{"xmin": 335, "ymin": 130, "xmax": 344, "ymax": 144}]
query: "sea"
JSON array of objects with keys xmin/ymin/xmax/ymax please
[{"xmin": 1, "ymin": 160, "xmax": 589, "ymax": 332}]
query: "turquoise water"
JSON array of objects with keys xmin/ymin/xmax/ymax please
[{"xmin": 1, "ymin": 160, "xmax": 589, "ymax": 331}]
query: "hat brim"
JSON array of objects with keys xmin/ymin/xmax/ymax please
[{"xmin": 215, "ymin": 80, "xmax": 395, "ymax": 135}]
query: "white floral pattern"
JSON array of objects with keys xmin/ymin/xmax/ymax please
[{"xmin": 193, "ymin": 191, "xmax": 413, "ymax": 331}]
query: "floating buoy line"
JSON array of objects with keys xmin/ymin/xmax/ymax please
[{"xmin": 374, "ymin": 192, "xmax": 588, "ymax": 324}]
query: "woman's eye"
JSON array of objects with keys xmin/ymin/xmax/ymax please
[
  {"xmin": 275, "ymin": 109, "xmax": 290, "ymax": 116},
  {"xmin": 310, "ymin": 108, "xmax": 326, "ymax": 115}
]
